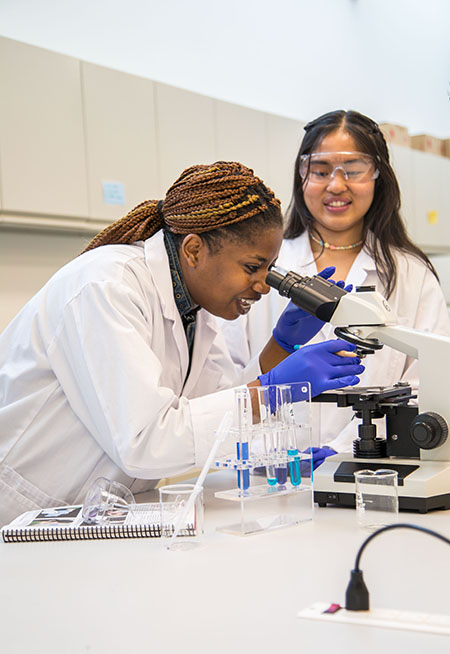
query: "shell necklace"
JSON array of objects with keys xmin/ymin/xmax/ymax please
[{"xmin": 310, "ymin": 233, "xmax": 363, "ymax": 251}]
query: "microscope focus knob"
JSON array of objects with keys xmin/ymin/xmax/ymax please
[{"xmin": 410, "ymin": 412, "xmax": 448, "ymax": 450}]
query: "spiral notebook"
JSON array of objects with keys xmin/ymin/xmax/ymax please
[{"xmin": 1, "ymin": 503, "xmax": 195, "ymax": 543}]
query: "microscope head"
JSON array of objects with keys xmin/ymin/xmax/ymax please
[{"xmin": 266, "ymin": 267, "xmax": 395, "ymax": 355}]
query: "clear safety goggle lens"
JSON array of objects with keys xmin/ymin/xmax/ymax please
[{"xmin": 299, "ymin": 152, "xmax": 380, "ymax": 184}]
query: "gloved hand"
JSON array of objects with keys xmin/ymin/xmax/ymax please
[
  {"xmin": 309, "ymin": 446, "xmax": 337, "ymax": 470},
  {"xmin": 299, "ymin": 446, "xmax": 337, "ymax": 476},
  {"xmin": 258, "ymin": 339, "xmax": 364, "ymax": 398},
  {"xmin": 272, "ymin": 267, "xmax": 353, "ymax": 353}
]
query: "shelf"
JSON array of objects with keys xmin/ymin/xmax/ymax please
[{"xmin": 0, "ymin": 211, "xmax": 110, "ymax": 236}]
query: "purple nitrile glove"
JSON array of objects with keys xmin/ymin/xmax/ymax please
[
  {"xmin": 258, "ymin": 338, "xmax": 364, "ymax": 399},
  {"xmin": 272, "ymin": 267, "xmax": 353, "ymax": 353}
]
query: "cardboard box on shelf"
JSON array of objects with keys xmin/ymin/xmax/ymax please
[
  {"xmin": 379, "ymin": 123, "xmax": 410, "ymax": 147},
  {"xmin": 441, "ymin": 139, "xmax": 450, "ymax": 158},
  {"xmin": 411, "ymin": 134, "xmax": 443, "ymax": 156}
]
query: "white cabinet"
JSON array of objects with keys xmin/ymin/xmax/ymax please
[
  {"xmin": 215, "ymin": 100, "xmax": 269, "ymax": 181},
  {"xmin": 438, "ymin": 157, "xmax": 450, "ymax": 247},
  {"xmin": 0, "ymin": 37, "xmax": 89, "ymax": 219},
  {"xmin": 266, "ymin": 114, "xmax": 304, "ymax": 214},
  {"xmin": 81, "ymin": 62, "xmax": 160, "ymax": 222},
  {"xmin": 388, "ymin": 146, "xmax": 450, "ymax": 251},
  {"xmin": 389, "ymin": 144, "xmax": 416, "ymax": 240},
  {"xmin": 1, "ymin": 35, "xmax": 449, "ymax": 253},
  {"xmin": 155, "ymin": 83, "xmax": 216, "ymax": 192},
  {"xmin": 412, "ymin": 151, "xmax": 450, "ymax": 250}
]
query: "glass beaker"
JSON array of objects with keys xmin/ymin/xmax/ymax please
[
  {"xmin": 159, "ymin": 483, "xmax": 204, "ymax": 550},
  {"xmin": 82, "ymin": 477, "xmax": 135, "ymax": 525},
  {"xmin": 354, "ymin": 469, "xmax": 399, "ymax": 531}
]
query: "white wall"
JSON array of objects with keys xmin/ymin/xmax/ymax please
[
  {"xmin": 0, "ymin": 0, "xmax": 449, "ymax": 137},
  {"xmin": 0, "ymin": 229, "xmax": 88, "ymax": 329}
]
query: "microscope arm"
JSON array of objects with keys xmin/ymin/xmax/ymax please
[
  {"xmin": 329, "ymin": 294, "xmax": 450, "ymax": 463},
  {"xmin": 336, "ymin": 322, "xmax": 450, "ymax": 462}
]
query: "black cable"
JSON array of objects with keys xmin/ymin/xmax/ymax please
[
  {"xmin": 354, "ymin": 523, "xmax": 450, "ymax": 571},
  {"xmin": 346, "ymin": 523, "xmax": 450, "ymax": 611}
]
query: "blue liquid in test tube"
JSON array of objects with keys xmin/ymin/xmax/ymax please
[
  {"xmin": 284, "ymin": 387, "xmax": 301, "ymax": 486},
  {"xmin": 235, "ymin": 389, "xmax": 250, "ymax": 491},
  {"xmin": 257, "ymin": 386, "xmax": 278, "ymax": 486},
  {"xmin": 275, "ymin": 465, "xmax": 288, "ymax": 485},
  {"xmin": 275, "ymin": 386, "xmax": 288, "ymax": 487},
  {"xmin": 236, "ymin": 441, "xmax": 250, "ymax": 490}
]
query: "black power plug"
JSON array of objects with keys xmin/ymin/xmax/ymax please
[
  {"xmin": 345, "ymin": 569, "xmax": 369, "ymax": 610},
  {"xmin": 345, "ymin": 524, "xmax": 450, "ymax": 612}
]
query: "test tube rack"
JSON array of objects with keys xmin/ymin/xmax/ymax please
[
  {"xmin": 213, "ymin": 450, "xmax": 314, "ymax": 536},
  {"xmin": 213, "ymin": 382, "xmax": 314, "ymax": 536}
]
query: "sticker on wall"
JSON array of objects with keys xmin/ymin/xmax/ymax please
[
  {"xmin": 427, "ymin": 210, "xmax": 438, "ymax": 225},
  {"xmin": 102, "ymin": 181, "xmax": 126, "ymax": 205}
]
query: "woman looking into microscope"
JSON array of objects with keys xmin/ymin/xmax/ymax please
[{"xmin": 0, "ymin": 160, "xmax": 364, "ymax": 525}]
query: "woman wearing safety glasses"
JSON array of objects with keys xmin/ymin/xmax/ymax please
[{"xmin": 221, "ymin": 109, "xmax": 450, "ymax": 462}]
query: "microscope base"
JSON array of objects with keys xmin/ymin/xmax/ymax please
[{"xmin": 313, "ymin": 453, "xmax": 450, "ymax": 513}]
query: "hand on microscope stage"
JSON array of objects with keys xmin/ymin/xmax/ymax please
[
  {"xmin": 272, "ymin": 267, "xmax": 353, "ymax": 352},
  {"xmin": 258, "ymin": 339, "xmax": 364, "ymax": 398}
]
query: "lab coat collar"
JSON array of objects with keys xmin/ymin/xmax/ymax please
[
  {"xmin": 144, "ymin": 231, "xmax": 180, "ymax": 323},
  {"xmin": 348, "ymin": 232, "xmax": 377, "ymax": 288},
  {"xmin": 181, "ymin": 310, "xmax": 221, "ymax": 396},
  {"xmin": 144, "ymin": 231, "xmax": 189, "ymax": 379}
]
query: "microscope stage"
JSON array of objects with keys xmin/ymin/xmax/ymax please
[{"xmin": 313, "ymin": 453, "xmax": 450, "ymax": 513}]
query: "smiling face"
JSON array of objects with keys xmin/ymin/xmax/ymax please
[
  {"xmin": 179, "ymin": 227, "xmax": 283, "ymax": 320},
  {"xmin": 302, "ymin": 129, "xmax": 376, "ymax": 243}
]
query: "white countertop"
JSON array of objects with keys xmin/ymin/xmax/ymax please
[{"xmin": 1, "ymin": 470, "xmax": 449, "ymax": 654}]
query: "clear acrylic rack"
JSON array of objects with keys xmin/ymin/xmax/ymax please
[{"xmin": 214, "ymin": 382, "xmax": 314, "ymax": 536}]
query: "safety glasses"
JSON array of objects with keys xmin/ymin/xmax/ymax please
[{"xmin": 299, "ymin": 152, "xmax": 380, "ymax": 184}]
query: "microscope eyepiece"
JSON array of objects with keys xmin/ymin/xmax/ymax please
[{"xmin": 266, "ymin": 266, "xmax": 347, "ymax": 322}]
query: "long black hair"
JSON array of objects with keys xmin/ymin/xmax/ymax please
[{"xmin": 284, "ymin": 110, "xmax": 438, "ymax": 298}]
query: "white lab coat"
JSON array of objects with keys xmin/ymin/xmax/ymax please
[
  {"xmin": 0, "ymin": 231, "xmax": 250, "ymax": 526},
  {"xmin": 220, "ymin": 232, "xmax": 450, "ymax": 451}
]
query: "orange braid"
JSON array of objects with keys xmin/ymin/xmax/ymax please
[
  {"xmin": 82, "ymin": 200, "xmax": 162, "ymax": 253},
  {"xmin": 82, "ymin": 161, "xmax": 280, "ymax": 253}
]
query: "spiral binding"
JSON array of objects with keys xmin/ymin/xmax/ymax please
[
  {"xmin": 2, "ymin": 523, "xmax": 161, "ymax": 543},
  {"xmin": 2, "ymin": 522, "xmax": 197, "ymax": 543}
]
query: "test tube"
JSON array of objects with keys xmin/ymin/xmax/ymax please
[
  {"xmin": 272, "ymin": 385, "xmax": 288, "ymax": 486},
  {"xmin": 279, "ymin": 385, "xmax": 301, "ymax": 486},
  {"xmin": 235, "ymin": 388, "xmax": 250, "ymax": 491},
  {"xmin": 257, "ymin": 386, "xmax": 277, "ymax": 486}
]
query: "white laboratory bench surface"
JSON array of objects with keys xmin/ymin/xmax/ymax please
[{"xmin": 0, "ymin": 470, "xmax": 449, "ymax": 654}]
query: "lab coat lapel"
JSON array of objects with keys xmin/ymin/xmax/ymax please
[
  {"xmin": 182, "ymin": 311, "xmax": 219, "ymax": 397},
  {"xmin": 144, "ymin": 232, "xmax": 189, "ymax": 381},
  {"xmin": 346, "ymin": 247, "xmax": 376, "ymax": 288},
  {"xmin": 288, "ymin": 234, "xmax": 317, "ymax": 276}
]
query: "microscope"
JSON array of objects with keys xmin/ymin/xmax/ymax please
[{"xmin": 266, "ymin": 267, "xmax": 450, "ymax": 513}]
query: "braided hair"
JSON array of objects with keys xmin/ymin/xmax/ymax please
[
  {"xmin": 82, "ymin": 162, "xmax": 282, "ymax": 254},
  {"xmin": 284, "ymin": 110, "xmax": 437, "ymax": 298}
]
